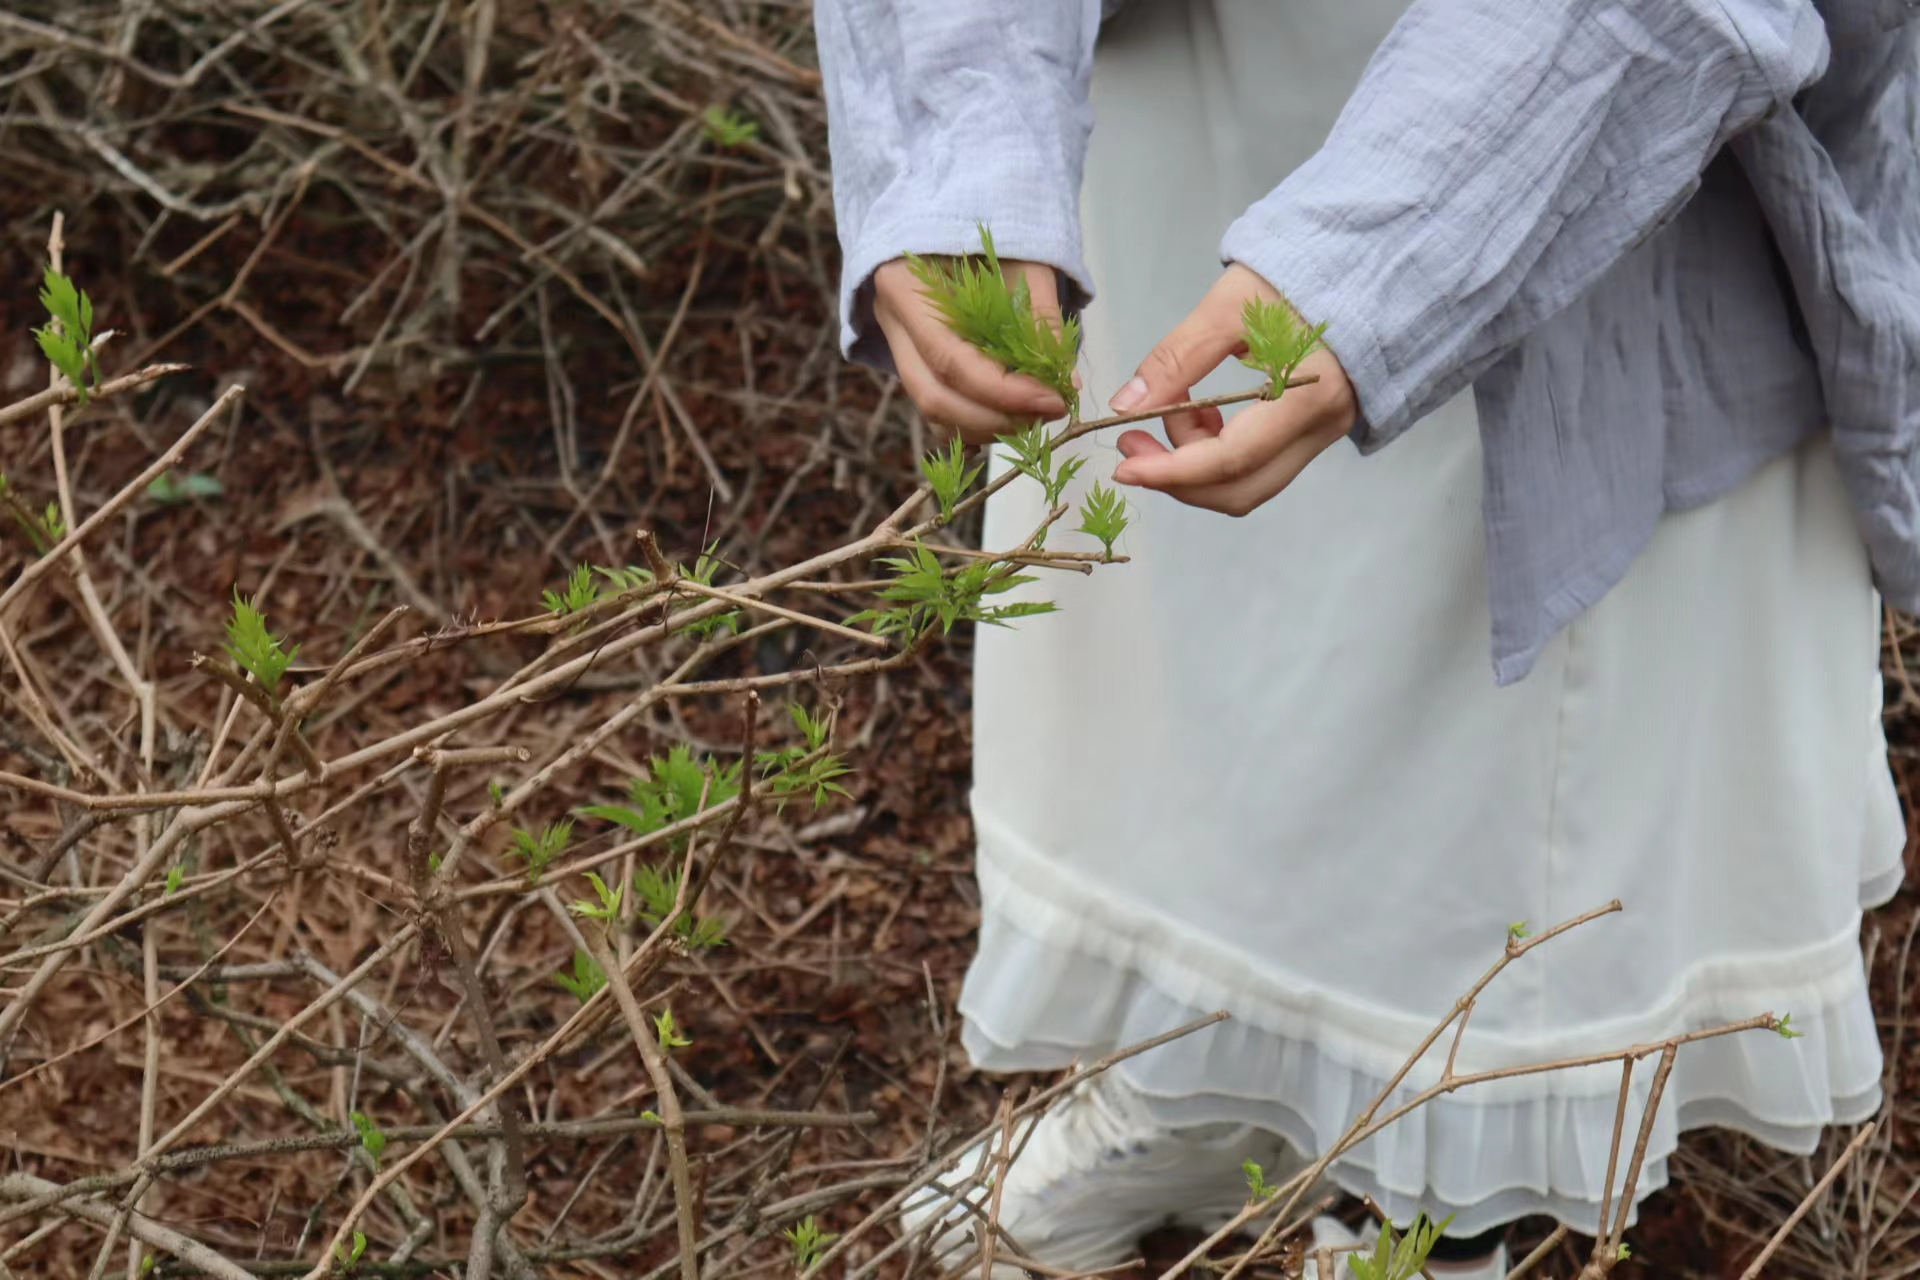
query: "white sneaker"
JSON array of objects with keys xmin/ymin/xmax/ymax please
[
  {"xmin": 1304, "ymin": 1217, "xmax": 1507, "ymax": 1279},
  {"xmin": 900, "ymin": 1069, "xmax": 1300, "ymax": 1276}
]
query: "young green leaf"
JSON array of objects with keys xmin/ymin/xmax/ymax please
[
  {"xmin": 1242, "ymin": 1158, "xmax": 1273, "ymax": 1202},
  {"xmin": 225, "ymin": 591, "xmax": 299, "ymax": 694},
  {"xmin": 147, "ymin": 470, "xmax": 224, "ymax": 505},
  {"xmin": 543, "ymin": 563, "xmax": 599, "ymax": 615},
  {"xmin": 1076, "ymin": 482, "xmax": 1129, "ymax": 556},
  {"xmin": 783, "ymin": 1216, "xmax": 839, "ymax": 1270},
  {"xmin": 0, "ymin": 474, "xmax": 59, "ymax": 555},
  {"xmin": 701, "ymin": 104, "xmax": 760, "ymax": 148},
  {"xmin": 333, "ymin": 1229, "xmax": 368, "ymax": 1271},
  {"xmin": 165, "ymin": 864, "xmax": 185, "ymax": 896},
  {"xmin": 35, "ymin": 267, "xmax": 98, "ymax": 404},
  {"xmin": 907, "ymin": 225, "xmax": 1080, "ymax": 409},
  {"xmin": 632, "ymin": 861, "xmax": 729, "ymax": 950},
  {"xmin": 1239, "ymin": 296, "xmax": 1327, "ymax": 395},
  {"xmin": 1001, "ymin": 420, "xmax": 1052, "ymax": 488},
  {"xmin": 506, "ymin": 819, "xmax": 573, "ymax": 885},
  {"xmin": 350, "ymin": 1110, "xmax": 386, "ymax": 1162},
  {"xmin": 755, "ymin": 703, "xmax": 855, "ymax": 812},
  {"xmin": 767, "ymin": 753, "xmax": 853, "ymax": 810},
  {"xmin": 789, "ymin": 702, "xmax": 830, "ymax": 750},
  {"xmin": 1776, "ymin": 1012, "xmax": 1803, "ymax": 1039},
  {"xmin": 920, "ymin": 437, "xmax": 984, "ymax": 522},
  {"xmin": 581, "ymin": 746, "xmax": 742, "ymax": 850},
  {"xmin": 1347, "ymin": 1213, "xmax": 1453, "ymax": 1280},
  {"xmin": 654, "ymin": 1006, "xmax": 691, "ymax": 1050},
  {"xmin": 594, "ymin": 563, "xmax": 655, "ymax": 594},
  {"xmin": 554, "ymin": 949, "xmax": 607, "ymax": 1003},
  {"xmin": 569, "ymin": 870, "xmax": 625, "ymax": 921},
  {"xmin": 674, "ymin": 544, "xmax": 745, "ymax": 639},
  {"xmin": 849, "ymin": 543, "xmax": 1057, "ymax": 640}
]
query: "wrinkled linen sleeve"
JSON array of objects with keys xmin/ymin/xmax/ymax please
[
  {"xmin": 1220, "ymin": 0, "xmax": 1833, "ymax": 449},
  {"xmin": 815, "ymin": 0, "xmax": 1103, "ymax": 371},
  {"xmin": 1733, "ymin": 16, "xmax": 1920, "ymax": 611}
]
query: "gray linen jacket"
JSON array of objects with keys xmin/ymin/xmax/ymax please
[{"xmin": 816, "ymin": 0, "xmax": 1920, "ymax": 682}]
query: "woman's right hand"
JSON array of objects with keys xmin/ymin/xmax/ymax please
[{"xmin": 871, "ymin": 257, "xmax": 1072, "ymax": 445}]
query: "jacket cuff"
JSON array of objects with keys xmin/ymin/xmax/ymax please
[{"xmin": 839, "ymin": 209, "xmax": 1094, "ymax": 376}]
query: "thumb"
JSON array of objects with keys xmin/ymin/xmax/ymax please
[{"xmin": 1108, "ymin": 275, "xmax": 1247, "ymax": 414}]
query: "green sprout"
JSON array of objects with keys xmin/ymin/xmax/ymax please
[
  {"xmin": 225, "ymin": 591, "xmax": 299, "ymax": 694},
  {"xmin": 1348, "ymin": 1213, "xmax": 1454, "ymax": 1280},
  {"xmin": 595, "ymin": 564, "xmax": 654, "ymax": 594},
  {"xmin": 1776, "ymin": 1012, "xmax": 1803, "ymax": 1039},
  {"xmin": 701, "ymin": 104, "xmax": 760, "ymax": 148},
  {"xmin": 543, "ymin": 563, "xmax": 599, "ymax": 615},
  {"xmin": 554, "ymin": 949, "xmax": 607, "ymax": 1003},
  {"xmin": 332, "ymin": 1230, "xmax": 367, "ymax": 1272},
  {"xmin": 1001, "ymin": 420, "xmax": 1085, "ymax": 510},
  {"xmin": 850, "ymin": 543, "xmax": 1055, "ymax": 640},
  {"xmin": 654, "ymin": 1006, "xmax": 691, "ymax": 1051},
  {"xmin": 1508, "ymin": 921, "xmax": 1532, "ymax": 942},
  {"xmin": 543, "ymin": 562, "xmax": 657, "ymax": 616},
  {"xmin": 506, "ymin": 819, "xmax": 573, "ymax": 885},
  {"xmin": 0, "ymin": 475, "xmax": 64, "ymax": 555},
  {"xmin": 164, "ymin": 864, "xmax": 185, "ymax": 896},
  {"xmin": 35, "ymin": 266, "xmax": 99, "ymax": 405},
  {"xmin": 756, "ymin": 703, "xmax": 853, "ymax": 812},
  {"xmin": 580, "ymin": 745, "xmax": 742, "ymax": 850},
  {"xmin": 920, "ymin": 437, "xmax": 983, "ymax": 523},
  {"xmin": 1076, "ymin": 482, "xmax": 1129, "ymax": 556},
  {"xmin": 1242, "ymin": 1158, "xmax": 1273, "ymax": 1202},
  {"xmin": 907, "ymin": 225, "xmax": 1079, "ymax": 410},
  {"xmin": 349, "ymin": 1111, "xmax": 386, "ymax": 1162},
  {"xmin": 673, "ymin": 544, "xmax": 745, "ymax": 640},
  {"xmin": 632, "ymin": 860, "xmax": 729, "ymax": 950},
  {"xmin": 147, "ymin": 470, "xmax": 223, "ymax": 505},
  {"xmin": 783, "ymin": 1216, "xmax": 838, "ymax": 1270},
  {"xmin": 569, "ymin": 870, "xmax": 625, "ymax": 922},
  {"xmin": 1239, "ymin": 296, "xmax": 1327, "ymax": 395}
]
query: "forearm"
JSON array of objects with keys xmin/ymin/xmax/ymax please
[{"xmin": 816, "ymin": 0, "xmax": 1103, "ymax": 368}]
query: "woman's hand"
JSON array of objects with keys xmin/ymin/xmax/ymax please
[
  {"xmin": 1110, "ymin": 265, "xmax": 1358, "ymax": 517},
  {"xmin": 872, "ymin": 257, "xmax": 1072, "ymax": 445}
]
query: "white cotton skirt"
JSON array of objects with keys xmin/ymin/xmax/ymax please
[{"xmin": 958, "ymin": 0, "xmax": 1906, "ymax": 1237}]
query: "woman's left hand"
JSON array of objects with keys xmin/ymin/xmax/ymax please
[{"xmin": 1108, "ymin": 264, "xmax": 1359, "ymax": 517}]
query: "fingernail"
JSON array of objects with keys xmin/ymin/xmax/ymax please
[
  {"xmin": 1109, "ymin": 377, "xmax": 1148, "ymax": 413},
  {"xmin": 1111, "ymin": 465, "xmax": 1136, "ymax": 487}
]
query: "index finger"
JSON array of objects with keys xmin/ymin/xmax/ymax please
[{"xmin": 1110, "ymin": 405, "xmax": 1282, "ymax": 489}]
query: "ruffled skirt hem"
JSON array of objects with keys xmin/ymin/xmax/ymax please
[{"xmin": 958, "ymin": 818, "xmax": 1896, "ymax": 1236}]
